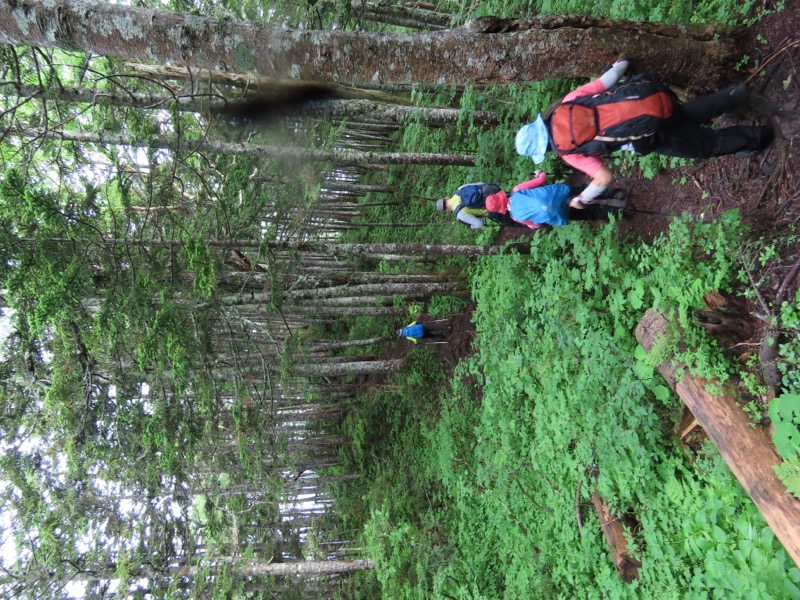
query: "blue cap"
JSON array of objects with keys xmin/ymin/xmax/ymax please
[{"xmin": 515, "ymin": 115, "xmax": 549, "ymax": 163}]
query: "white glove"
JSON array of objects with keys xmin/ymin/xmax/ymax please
[{"xmin": 569, "ymin": 197, "xmax": 585, "ymax": 209}]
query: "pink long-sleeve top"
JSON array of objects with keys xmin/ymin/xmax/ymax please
[{"xmin": 512, "ymin": 171, "xmax": 548, "ymax": 193}]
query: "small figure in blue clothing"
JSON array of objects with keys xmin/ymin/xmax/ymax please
[{"xmin": 397, "ymin": 321, "xmax": 451, "ymax": 344}]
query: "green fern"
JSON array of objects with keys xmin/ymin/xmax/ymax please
[
  {"xmin": 774, "ymin": 458, "xmax": 800, "ymax": 498},
  {"xmin": 664, "ymin": 474, "xmax": 704, "ymax": 514}
]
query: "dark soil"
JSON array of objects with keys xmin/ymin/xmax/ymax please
[
  {"xmin": 396, "ymin": 1, "xmax": 800, "ymax": 375},
  {"xmin": 392, "ymin": 309, "xmax": 477, "ymax": 370},
  {"xmin": 616, "ymin": 1, "xmax": 800, "ymax": 245},
  {"xmin": 497, "ymin": 1, "xmax": 800, "ymax": 246}
]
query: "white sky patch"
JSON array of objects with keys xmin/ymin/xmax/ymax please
[{"xmin": 0, "ymin": 307, "xmax": 13, "ymax": 357}]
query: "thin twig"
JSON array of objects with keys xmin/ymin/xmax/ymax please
[
  {"xmin": 496, "ymin": 495, "xmax": 533, "ymax": 536},
  {"xmin": 576, "ymin": 476, "xmax": 584, "ymax": 536},
  {"xmin": 523, "ymin": 461, "xmax": 561, "ymax": 495},
  {"xmin": 738, "ymin": 244, "xmax": 772, "ymax": 316},
  {"xmin": 775, "ymin": 254, "xmax": 800, "ymax": 305},
  {"xmin": 515, "ymin": 479, "xmax": 555, "ymax": 515},
  {"xmin": 746, "ymin": 39, "xmax": 800, "ymax": 83}
]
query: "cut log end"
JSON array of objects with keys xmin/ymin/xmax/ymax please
[{"xmin": 591, "ymin": 492, "xmax": 641, "ymax": 582}]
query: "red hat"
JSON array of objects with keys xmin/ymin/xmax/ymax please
[{"xmin": 485, "ymin": 190, "xmax": 509, "ymax": 214}]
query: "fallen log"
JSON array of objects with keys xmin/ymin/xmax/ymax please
[
  {"xmin": 635, "ymin": 308, "xmax": 800, "ymax": 568},
  {"xmin": 591, "ymin": 492, "xmax": 642, "ymax": 582}
]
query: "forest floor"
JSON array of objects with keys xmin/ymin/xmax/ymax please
[{"xmin": 400, "ymin": 0, "xmax": 800, "ymax": 375}]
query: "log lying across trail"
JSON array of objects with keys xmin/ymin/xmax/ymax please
[{"xmin": 635, "ymin": 309, "xmax": 800, "ymax": 569}]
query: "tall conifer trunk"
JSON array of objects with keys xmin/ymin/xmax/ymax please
[{"xmin": 0, "ymin": 0, "xmax": 739, "ymax": 88}]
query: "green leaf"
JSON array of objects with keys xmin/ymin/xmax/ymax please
[
  {"xmin": 695, "ymin": 511, "xmax": 708, "ymax": 527},
  {"xmin": 759, "ymin": 526, "xmax": 775, "ymax": 548},
  {"xmin": 653, "ymin": 385, "xmax": 671, "ymax": 401},
  {"xmin": 711, "ymin": 525, "xmax": 727, "ymax": 544},
  {"xmin": 634, "ymin": 345, "xmax": 650, "ymax": 361},
  {"xmin": 773, "ymin": 422, "xmax": 800, "ymax": 460},
  {"xmin": 634, "ymin": 360, "xmax": 654, "ymax": 379},
  {"xmin": 627, "ymin": 286, "xmax": 645, "ymax": 310},
  {"xmin": 769, "ymin": 393, "xmax": 800, "ymax": 424},
  {"xmin": 697, "ymin": 537, "xmax": 714, "ymax": 552}
]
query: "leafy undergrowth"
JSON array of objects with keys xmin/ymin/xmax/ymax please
[{"xmin": 356, "ymin": 214, "xmax": 800, "ymax": 599}]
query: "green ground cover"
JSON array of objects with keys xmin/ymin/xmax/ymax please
[
  {"xmin": 328, "ymin": 1, "xmax": 799, "ymax": 597},
  {"xmin": 346, "ymin": 216, "xmax": 800, "ymax": 599}
]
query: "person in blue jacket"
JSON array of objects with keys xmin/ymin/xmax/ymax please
[
  {"xmin": 397, "ymin": 321, "xmax": 450, "ymax": 344},
  {"xmin": 484, "ymin": 171, "xmax": 627, "ymax": 229}
]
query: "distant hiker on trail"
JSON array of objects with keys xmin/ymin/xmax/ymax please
[
  {"xmin": 515, "ymin": 59, "xmax": 774, "ymax": 207},
  {"xmin": 436, "ymin": 182, "xmax": 524, "ymax": 228},
  {"xmin": 397, "ymin": 320, "xmax": 451, "ymax": 344},
  {"xmin": 484, "ymin": 171, "xmax": 628, "ymax": 229}
]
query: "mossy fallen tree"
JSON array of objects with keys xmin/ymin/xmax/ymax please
[{"xmin": 635, "ymin": 308, "xmax": 800, "ymax": 569}]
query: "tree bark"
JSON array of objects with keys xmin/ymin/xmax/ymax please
[
  {"xmin": 635, "ymin": 308, "xmax": 800, "ymax": 569},
  {"xmin": 288, "ymin": 305, "xmax": 410, "ymax": 317},
  {"xmin": 591, "ymin": 492, "xmax": 641, "ymax": 582},
  {"xmin": 292, "ymin": 359, "xmax": 403, "ymax": 377},
  {"xmin": 1, "ymin": 80, "xmax": 480, "ymax": 130},
  {"xmin": 320, "ymin": 182, "xmax": 395, "ymax": 194},
  {"xmin": 359, "ymin": 10, "xmax": 448, "ymax": 31},
  {"xmin": 284, "ymin": 281, "xmax": 463, "ymax": 299},
  {"xmin": 0, "ymin": 0, "xmax": 739, "ymax": 89},
  {"xmin": 123, "ymin": 62, "xmax": 410, "ymax": 105},
  {"xmin": 0, "ymin": 80, "xmax": 227, "ymax": 114},
  {"xmin": 309, "ymin": 336, "xmax": 395, "ymax": 352},
  {"xmin": 180, "ymin": 558, "xmax": 374, "ymax": 577},
  {"xmin": 5, "ymin": 126, "xmax": 476, "ymax": 166},
  {"xmin": 355, "ymin": 0, "xmax": 453, "ymax": 29},
  {"xmin": 217, "ymin": 270, "xmax": 447, "ymax": 290},
  {"xmin": 22, "ymin": 236, "xmax": 507, "ymax": 258}
]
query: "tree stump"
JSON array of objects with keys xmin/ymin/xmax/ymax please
[{"xmin": 635, "ymin": 309, "xmax": 800, "ymax": 569}]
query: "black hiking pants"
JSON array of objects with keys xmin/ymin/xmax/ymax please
[
  {"xmin": 567, "ymin": 186, "xmax": 626, "ymax": 221},
  {"xmin": 635, "ymin": 85, "xmax": 771, "ymax": 159},
  {"xmin": 422, "ymin": 324, "xmax": 450, "ymax": 340},
  {"xmin": 568, "ymin": 204, "xmax": 624, "ymax": 221}
]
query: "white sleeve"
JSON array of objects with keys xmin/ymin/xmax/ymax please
[
  {"xmin": 456, "ymin": 211, "xmax": 485, "ymax": 229},
  {"xmin": 576, "ymin": 182, "xmax": 607, "ymax": 203},
  {"xmin": 599, "ymin": 60, "xmax": 629, "ymax": 89}
]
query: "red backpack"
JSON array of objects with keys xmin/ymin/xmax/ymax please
[{"xmin": 547, "ymin": 74, "xmax": 676, "ymax": 154}]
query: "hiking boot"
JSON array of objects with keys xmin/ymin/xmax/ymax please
[
  {"xmin": 725, "ymin": 84, "xmax": 750, "ymax": 110},
  {"xmin": 735, "ymin": 124, "xmax": 774, "ymax": 158}
]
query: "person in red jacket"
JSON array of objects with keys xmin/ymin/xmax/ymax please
[{"xmin": 516, "ymin": 60, "xmax": 774, "ymax": 207}]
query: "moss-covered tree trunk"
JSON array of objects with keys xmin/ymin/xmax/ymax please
[{"xmin": 0, "ymin": 0, "xmax": 740, "ymax": 89}]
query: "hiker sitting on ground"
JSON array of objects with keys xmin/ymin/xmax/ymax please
[
  {"xmin": 515, "ymin": 60, "xmax": 774, "ymax": 206},
  {"xmin": 484, "ymin": 171, "xmax": 628, "ymax": 228},
  {"xmin": 436, "ymin": 182, "xmax": 523, "ymax": 228},
  {"xmin": 397, "ymin": 321, "xmax": 451, "ymax": 344}
]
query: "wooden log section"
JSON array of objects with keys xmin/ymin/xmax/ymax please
[
  {"xmin": 635, "ymin": 309, "xmax": 800, "ymax": 568},
  {"xmin": 591, "ymin": 492, "xmax": 642, "ymax": 582}
]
